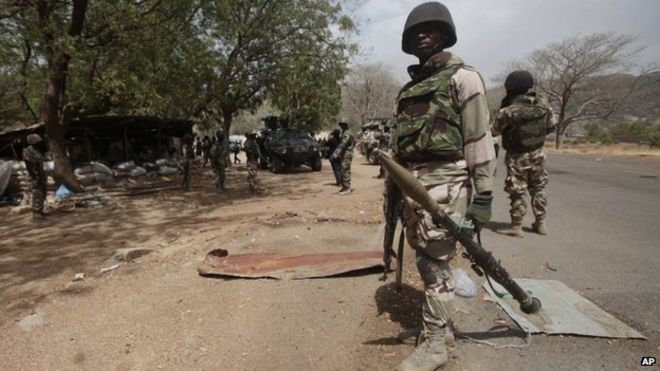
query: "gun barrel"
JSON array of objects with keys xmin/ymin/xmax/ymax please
[{"xmin": 373, "ymin": 148, "xmax": 542, "ymax": 315}]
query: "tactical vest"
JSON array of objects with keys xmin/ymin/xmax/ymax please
[
  {"xmin": 392, "ymin": 61, "xmax": 464, "ymax": 162},
  {"xmin": 501, "ymin": 96, "xmax": 551, "ymax": 154}
]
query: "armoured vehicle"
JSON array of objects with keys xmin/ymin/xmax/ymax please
[{"xmin": 258, "ymin": 116, "xmax": 322, "ymax": 173}]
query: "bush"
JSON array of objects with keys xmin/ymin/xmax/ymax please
[
  {"xmin": 583, "ymin": 122, "xmax": 603, "ymax": 142},
  {"xmin": 648, "ymin": 124, "xmax": 660, "ymax": 148},
  {"xmin": 608, "ymin": 121, "xmax": 650, "ymax": 144},
  {"xmin": 599, "ymin": 132, "xmax": 616, "ymax": 145}
]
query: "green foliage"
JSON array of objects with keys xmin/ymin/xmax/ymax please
[
  {"xmin": 607, "ymin": 121, "xmax": 650, "ymax": 144},
  {"xmin": 647, "ymin": 124, "xmax": 660, "ymax": 148},
  {"xmin": 583, "ymin": 122, "xmax": 604, "ymax": 142},
  {"xmin": 0, "ymin": 0, "xmax": 357, "ymax": 136}
]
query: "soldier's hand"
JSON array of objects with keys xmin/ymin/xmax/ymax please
[{"xmin": 466, "ymin": 192, "xmax": 493, "ymax": 225}]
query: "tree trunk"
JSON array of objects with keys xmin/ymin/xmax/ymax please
[
  {"xmin": 36, "ymin": 0, "xmax": 88, "ymax": 192},
  {"xmin": 222, "ymin": 110, "xmax": 233, "ymax": 169},
  {"xmin": 555, "ymin": 122, "xmax": 566, "ymax": 150}
]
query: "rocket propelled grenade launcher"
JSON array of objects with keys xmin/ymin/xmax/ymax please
[{"xmin": 373, "ymin": 149, "xmax": 542, "ymax": 315}]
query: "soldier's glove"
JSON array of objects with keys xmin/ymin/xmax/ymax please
[{"xmin": 466, "ymin": 192, "xmax": 493, "ymax": 227}]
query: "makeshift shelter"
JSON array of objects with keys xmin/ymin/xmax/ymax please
[{"xmin": 0, "ymin": 116, "xmax": 193, "ymax": 166}]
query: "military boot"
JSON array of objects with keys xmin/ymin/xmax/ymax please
[
  {"xmin": 399, "ymin": 325, "xmax": 448, "ymax": 371},
  {"xmin": 397, "ymin": 325, "xmax": 455, "ymax": 347},
  {"xmin": 532, "ymin": 219, "xmax": 547, "ymax": 235},
  {"xmin": 337, "ymin": 188, "xmax": 351, "ymax": 196},
  {"xmin": 499, "ymin": 222, "xmax": 524, "ymax": 238}
]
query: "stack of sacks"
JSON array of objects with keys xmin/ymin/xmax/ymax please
[
  {"xmin": 155, "ymin": 158, "xmax": 178, "ymax": 175},
  {"xmin": 74, "ymin": 162, "xmax": 114, "ymax": 186}
]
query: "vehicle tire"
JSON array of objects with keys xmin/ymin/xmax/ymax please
[
  {"xmin": 367, "ymin": 149, "xmax": 377, "ymax": 165},
  {"xmin": 310, "ymin": 154, "xmax": 322, "ymax": 171},
  {"xmin": 272, "ymin": 156, "xmax": 284, "ymax": 173}
]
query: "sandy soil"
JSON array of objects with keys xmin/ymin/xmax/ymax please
[{"xmin": 0, "ymin": 155, "xmax": 653, "ymax": 370}]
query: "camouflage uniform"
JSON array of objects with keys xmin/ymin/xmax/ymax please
[
  {"xmin": 391, "ymin": 51, "xmax": 496, "ymax": 334},
  {"xmin": 244, "ymin": 135, "xmax": 261, "ymax": 193},
  {"xmin": 23, "ymin": 145, "xmax": 47, "ymax": 213},
  {"xmin": 331, "ymin": 128, "xmax": 355, "ymax": 192},
  {"xmin": 492, "ymin": 93, "xmax": 556, "ymax": 228},
  {"xmin": 209, "ymin": 141, "xmax": 226, "ymax": 191},
  {"xmin": 180, "ymin": 139, "xmax": 194, "ymax": 192}
]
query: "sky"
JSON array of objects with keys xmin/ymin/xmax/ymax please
[{"xmin": 351, "ymin": 0, "xmax": 660, "ymax": 86}]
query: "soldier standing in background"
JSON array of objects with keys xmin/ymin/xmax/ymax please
[
  {"xmin": 201, "ymin": 135, "xmax": 212, "ymax": 168},
  {"xmin": 243, "ymin": 131, "xmax": 261, "ymax": 194},
  {"xmin": 209, "ymin": 130, "xmax": 226, "ymax": 191},
  {"xmin": 492, "ymin": 70, "xmax": 557, "ymax": 237},
  {"xmin": 330, "ymin": 118, "xmax": 355, "ymax": 195},
  {"xmin": 23, "ymin": 134, "xmax": 48, "ymax": 218},
  {"xmin": 180, "ymin": 133, "xmax": 194, "ymax": 192},
  {"xmin": 390, "ymin": 3, "xmax": 497, "ymax": 370},
  {"xmin": 325, "ymin": 129, "xmax": 342, "ymax": 186}
]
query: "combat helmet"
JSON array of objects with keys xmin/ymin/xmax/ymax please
[
  {"xmin": 505, "ymin": 70, "xmax": 534, "ymax": 92},
  {"xmin": 402, "ymin": 2, "xmax": 457, "ymax": 54},
  {"xmin": 26, "ymin": 133, "xmax": 43, "ymax": 145},
  {"xmin": 338, "ymin": 117, "xmax": 350, "ymax": 127}
]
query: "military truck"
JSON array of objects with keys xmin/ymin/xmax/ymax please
[{"xmin": 258, "ymin": 116, "xmax": 322, "ymax": 173}]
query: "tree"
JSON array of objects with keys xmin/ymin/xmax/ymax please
[
  {"xmin": 501, "ymin": 33, "xmax": 649, "ymax": 149},
  {"xmin": 341, "ymin": 63, "xmax": 400, "ymax": 126},
  {"xmin": 199, "ymin": 0, "xmax": 356, "ymax": 147}
]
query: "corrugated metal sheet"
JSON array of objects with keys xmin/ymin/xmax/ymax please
[
  {"xmin": 198, "ymin": 249, "xmax": 384, "ymax": 280},
  {"xmin": 483, "ymin": 279, "xmax": 646, "ymax": 339}
]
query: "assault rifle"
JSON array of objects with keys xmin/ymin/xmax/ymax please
[
  {"xmin": 381, "ymin": 177, "xmax": 404, "ymax": 290},
  {"xmin": 374, "ymin": 149, "xmax": 542, "ymax": 314}
]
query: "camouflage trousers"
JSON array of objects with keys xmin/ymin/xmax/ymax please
[
  {"xmin": 181, "ymin": 159, "xmax": 192, "ymax": 191},
  {"xmin": 330, "ymin": 158, "xmax": 342, "ymax": 185},
  {"xmin": 30, "ymin": 178, "xmax": 47, "ymax": 212},
  {"xmin": 401, "ymin": 165, "xmax": 469, "ymax": 328},
  {"xmin": 504, "ymin": 150, "xmax": 548, "ymax": 223},
  {"xmin": 211, "ymin": 158, "xmax": 226, "ymax": 191},
  {"xmin": 339, "ymin": 154, "xmax": 352, "ymax": 190},
  {"xmin": 247, "ymin": 158, "xmax": 259, "ymax": 193}
]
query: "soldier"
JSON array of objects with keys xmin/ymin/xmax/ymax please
[
  {"xmin": 330, "ymin": 118, "xmax": 355, "ymax": 195},
  {"xmin": 23, "ymin": 133, "xmax": 49, "ymax": 218},
  {"xmin": 492, "ymin": 70, "xmax": 557, "ymax": 237},
  {"xmin": 201, "ymin": 135, "xmax": 212, "ymax": 168},
  {"xmin": 244, "ymin": 131, "xmax": 261, "ymax": 193},
  {"xmin": 390, "ymin": 3, "xmax": 496, "ymax": 370},
  {"xmin": 180, "ymin": 133, "xmax": 194, "ymax": 192},
  {"xmin": 326, "ymin": 129, "xmax": 342, "ymax": 186},
  {"xmin": 209, "ymin": 130, "xmax": 227, "ymax": 191}
]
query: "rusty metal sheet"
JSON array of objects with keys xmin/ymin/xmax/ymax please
[
  {"xmin": 484, "ymin": 279, "xmax": 645, "ymax": 339},
  {"xmin": 198, "ymin": 249, "xmax": 384, "ymax": 280}
]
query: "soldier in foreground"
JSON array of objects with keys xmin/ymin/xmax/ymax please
[
  {"xmin": 330, "ymin": 118, "xmax": 355, "ymax": 195},
  {"xmin": 243, "ymin": 131, "xmax": 261, "ymax": 193},
  {"xmin": 389, "ymin": 3, "xmax": 496, "ymax": 370},
  {"xmin": 23, "ymin": 134, "xmax": 49, "ymax": 218},
  {"xmin": 209, "ymin": 130, "xmax": 226, "ymax": 191},
  {"xmin": 492, "ymin": 70, "xmax": 557, "ymax": 237}
]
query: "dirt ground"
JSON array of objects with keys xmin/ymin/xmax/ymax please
[{"xmin": 0, "ymin": 154, "xmax": 654, "ymax": 370}]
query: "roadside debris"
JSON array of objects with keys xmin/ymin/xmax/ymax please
[
  {"xmin": 453, "ymin": 268, "xmax": 477, "ymax": 298},
  {"xmin": 72, "ymin": 273, "xmax": 85, "ymax": 282},
  {"xmin": 100, "ymin": 264, "xmax": 121, "ymax": 274}
]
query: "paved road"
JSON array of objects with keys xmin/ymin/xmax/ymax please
[{"xmin": 465, "ymin": 152, "xmax": 660, "ymax": 370}]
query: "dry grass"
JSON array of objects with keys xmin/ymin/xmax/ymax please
[{"xmin": 546, "ymin": 142, "xmax": 660, "ymax": 159}]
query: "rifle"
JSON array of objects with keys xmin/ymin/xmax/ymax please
[
  {"xmin": 381, "ymin": 176, "xmax": 403, "ymax": 288},
  {"xmin": 374, "ymin": 149, "xmax": 542, "ymax": 314}
]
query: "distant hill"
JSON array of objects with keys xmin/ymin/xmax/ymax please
[{"xmin": 486, "ymin": 72, "xmax": 660, "ymax": 132}]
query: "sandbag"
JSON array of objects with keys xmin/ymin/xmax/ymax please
[
  {"xmin": 158, "ymin": 166, "xmax": 178, "ymax": 175},
  {"xmin": 114, "ymin": 160, "xmax": 136, "ymax": 171},
  {"xmin": 130, "ymin": 166, "xmax": 147, "ymax": 177}
]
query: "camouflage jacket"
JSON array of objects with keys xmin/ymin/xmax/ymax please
[
  {"xmin": 243, "ymin": 137, "xmax": 261, "ymax": 157},
  {"xmin": 22, "ymin": 145, "xmax": 46, "ymax": 183},
  {"xmin": 492, "ymin": 93, "xmax": 557, "ymax": 154},
  {"xmin": 392, "ymin": 51, "xmax": 496, "ymax": 193},
  {"xmin": 333, "ymin": 129, "xmax": 355, "ymax": 159}
]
